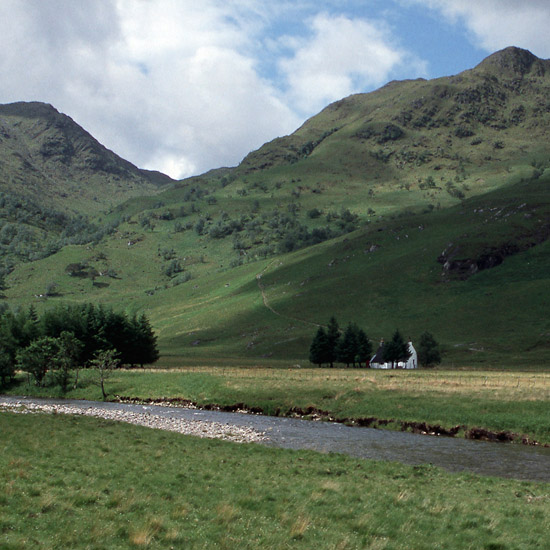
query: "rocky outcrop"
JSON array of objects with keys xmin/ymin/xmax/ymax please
[{"xmin": 438, "ymin": 223, "xmax": 550, "ymax": 280}]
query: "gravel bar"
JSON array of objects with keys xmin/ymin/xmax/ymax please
[{"xmin": 0, "ymin": 399, "xmax": 266, "ymax": 444}]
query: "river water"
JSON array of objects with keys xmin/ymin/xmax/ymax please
[{"xmin": 4, "ymin": 396, "xmax": 550, "ymax": 482}]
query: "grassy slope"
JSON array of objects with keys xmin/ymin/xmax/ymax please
[
  {"xmin": 4, "ymin": 49, "xmax": 550, "ymax": 364},
  {"xmin": 2, "ymin": 411, "xmax": 550, "ymax": 550},
  {"xmin": 6, "ymin": 171, "xmax": 550, "ymax": 365}
]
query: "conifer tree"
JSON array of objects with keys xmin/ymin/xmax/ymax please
[
  {"xmin": 309, "ymin": 326, "xmax": 329, "ymax": 366},
  {"xmin": 383, "ymin": 329, "xmax": 410, "ymax": 368},
  {"xmin": 356, "ymin": 328, "xmax": 372, "ymax": 367},
  {"xmin": 418, "ymin": 331, "xmax": 441, "ymax": 367},
  {"xmin": 326, "ymin": 316, "xmax": 340, "ymax": 368},
  {"xmin": 337, "ymin": 323, "xmax": 359, "ymax": 367},
  {"xmin": 135, "ymin": 313, "xmax": 160, "ymax": 366}
]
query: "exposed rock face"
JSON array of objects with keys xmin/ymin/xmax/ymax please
[
  {"xmin": 437, "ymin": 243, "xmax": 514, "ymax": 279},
  {"xmin": 438, "ymin": 224, "xmax": 550, "ymax": 280}
]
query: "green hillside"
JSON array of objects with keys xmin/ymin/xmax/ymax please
[
  {"xmin": 0, "ymin": 101, "xmax": 173, "ymax": 271},
  {"xmin": 3, "ymin": 47, "xmax": 550, "ymax": 365}
]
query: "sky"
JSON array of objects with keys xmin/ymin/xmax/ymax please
[{"xmin": 1, "ymin": 1, "xmax": 550, "ymax": 179}]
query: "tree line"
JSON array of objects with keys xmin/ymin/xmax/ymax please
[
  {"xmin": 309, "ymin": 317, "xmax": 372, "ymax": 367},
  {"xmin": 309, "ymin": 317, "xmax": 441, "ymax": 368},
  {"xmin": 0, "ymin": 303, "xmax": 159, "ymax": 390}
]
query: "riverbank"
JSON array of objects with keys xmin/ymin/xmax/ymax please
[
  {"xmin": 4, "ymin": 366, "xmax": 550, "ymax": 444},
  {"xmin": 0, "ymin": 398, "xmax": 265, "ymax": 444}
]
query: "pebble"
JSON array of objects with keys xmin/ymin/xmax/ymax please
[{"xmin": 0, "ymin": 399, "xmax": 266, "ymax": 444}]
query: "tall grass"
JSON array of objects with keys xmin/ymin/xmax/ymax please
[{"xmin": 2, "ymin": 411, "xmax": 550, "ymax": 549}]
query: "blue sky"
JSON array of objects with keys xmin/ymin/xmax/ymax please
[{"xmin": 0, "ymin": 0, "xmax": 549, "ymax": 178}]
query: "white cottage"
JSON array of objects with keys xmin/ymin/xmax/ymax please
[{"xmin": 370, "ymin": 340, "xmax": 418, "ymax": 369}]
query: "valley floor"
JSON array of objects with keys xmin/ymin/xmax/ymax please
[{"xmin": 4, "ymin": 366, "xmax": 550, "ymax": 445}]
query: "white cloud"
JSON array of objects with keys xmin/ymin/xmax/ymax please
[
  {"xmin": 0, "ymin": 0, "xmax": 300, "ymax": 178},
  {"xmin": 279, "ymin": 14, "xmax": 427, "ymax": 114},
  {"xmin": 0, "ymin": 1, "xmax": 425, "ymax": 179},
  {"xmin": 410, "ymin": 0, "xmax": 550, "ymax": 57}
]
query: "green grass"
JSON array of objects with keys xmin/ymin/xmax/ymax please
[
  {"xmin": 2, "ymin": 411, "xmax": 550, "ymax": 549},
  {"xmin": 6, "ymin": 367, "xmax": 550, "ymax": 444},
  {"xmin": 5, "ymin": 173, "xmax": 550, "ymax": 366},
  {"xmin": 4, "ymin": 52, "xmax": 550, "ymax": 365}
]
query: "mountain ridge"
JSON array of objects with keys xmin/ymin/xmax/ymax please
[
  {"xmin": 3, "ymin": 46, "xmax": 550, "ymax": 365},
  {"xmin": 236, "ymin": 46, "xmax": 550, "ymax": 184},
  {"xmin": 0, "ymin": 101, "xmax": 173, "ymax": 214}
]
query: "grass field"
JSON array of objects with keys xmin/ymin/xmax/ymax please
[
  {"xmin": 2, "ymin": 411, "xmax": 550, "ymax": 550},
  {"xmin": 5, "ymin": 171, "xmax": 550, "ymax": 367},
  {"xmin": 5, "ymin": 367, "xmax": 550, "ymax": 444}
]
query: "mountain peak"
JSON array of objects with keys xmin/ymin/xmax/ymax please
[{"xmin": 475, "ymin": 46, "xmax": 547, "ymax": 77}]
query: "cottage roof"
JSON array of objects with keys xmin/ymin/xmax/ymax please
[
  {"xmin": 371, "ymin": 343, "xmax": 386, "ymax": 364},
  {"xmin": 371, "ymin": 340, "xmax": 415, "ymax": 364}
]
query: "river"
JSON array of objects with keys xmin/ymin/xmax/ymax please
[{"xmin": 3, "ymin": 396, "xmax": 550, "ymax": 482}]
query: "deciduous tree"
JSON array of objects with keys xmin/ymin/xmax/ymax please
[
  {"xmin": 90, "ymin": 349, "xmax": 119, "ymax": 400},
  {"xmin": 16, "ymin": 336, "xmax": 60, "ymax": 386},
  {"xmin": 0, "ymin": 347, "xmax": 14, "ymax": 387}
]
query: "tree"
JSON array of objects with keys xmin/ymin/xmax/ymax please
[
  {"xmin": 90, "ymin": 349, "xmax": 119, "ymax": 400},
  {"xmin": 326, "ymin": 316, "xmax": 340, "ymax": 368},
  {"xmin": 16, "ymin": 336, "xmax": 60, "ymax": 386},
  {"xmin": 44, "ymin": 281, "xmax": 58, "ymax": 296},
  {"xmin": 53, "ymin": 331, "xmax": 84, "ymax": 392},
  {"xmin": 356, "ymin": 328, "xmax": 373, "ymax": 367},
  {"xmin": 0, "ymin": 272, "xmax": 7, "ymax": 295},
  {"xmin": 336, "ymin": 323, "xmax": 359, "ymax": 367},
  {"xmin": 0, "ymin": 347, "xmax": 14, "ymax": 387},
  {"xmin": 309, "ymin": 326, "xmax": 329, "ymax": 366},
  {"xmin": 135, "ymin": 313, "xmax": 160, "ymax": 366},
  {"xmin": 383, "ymin": 330, "xmax": 410, "ymax": 369},
  {"xmin": 418, "ymin": 331, "xmax": 441, "ymax": 367},
  {"xmin": 41, "ymin": 303, "xmax": 159, "ymax": 367}
]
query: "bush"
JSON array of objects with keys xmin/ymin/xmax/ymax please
[
  {"xmin": 307, "ymin": 208, "xmax": 322, "ymax": 219},
  {"xmin": 171, "ymin": 272, "xmax": 193, "ymax": 286},
  {"xmin": 164, "ymin": 259, "xmax": 183, "ymax": 278}
]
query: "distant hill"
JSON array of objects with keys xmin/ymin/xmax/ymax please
[
  {"xmin": 0, "ymin": 101, "xmax": 173, "ymax": 214},
  {"xmin": 3, "ymin": 47, "xmax": 550, "ymax": 365}
]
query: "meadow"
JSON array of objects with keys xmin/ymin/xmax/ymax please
[
  {"xmin": 5, "ymin": 367, "xmax": 550, "ymax": 445},
  {"xmin": 2, "ymin": 410, "xmax": 550, "ymax": 550}
]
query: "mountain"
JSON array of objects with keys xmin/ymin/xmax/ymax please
[
  {"xmin": 0, "ymin": 101, "xmax": 173, "ymax": 214},
  {"xmin": 3, "ymin": 47, "xmax": 550, "ymax": 366},
  {"xmin": 0, "ymin": 101, "xmax": 174, "ymax": 270},
  {"xmin": 236, "ymin": 46, "xmax": 550, "ymax": 197}
]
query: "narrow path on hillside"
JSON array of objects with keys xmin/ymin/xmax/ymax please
[{"xmin": 255, "ymin": 261, "xmax": 322, "ymax": 329}]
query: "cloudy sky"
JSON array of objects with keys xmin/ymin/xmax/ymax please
[{"xmin": 1, "ymin": 1, "xmax": 549, "ymax": 179}]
